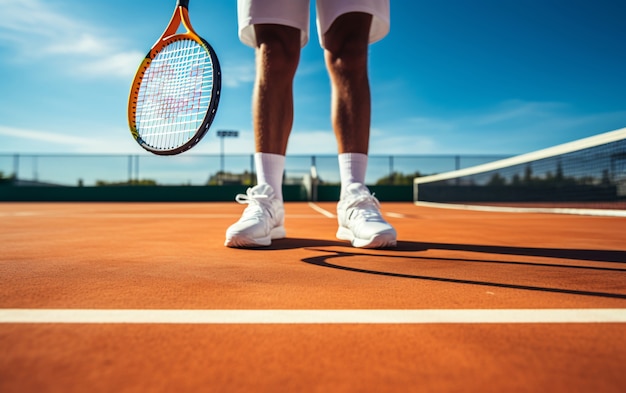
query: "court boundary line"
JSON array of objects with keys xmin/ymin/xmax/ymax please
[
  {"xmin": 2, "ymin": 309, "xmax": 625, "ymax": 324},
  {"xmin": 414, "ymin": 201, "xmax": 626, "ymax": 217},
  {"xmin": 0, "ymin": 212, "xmax": 331, "ymax": 219},
  {"xmin": 307, "ymin": 203, "xmax": 406, "ymax": 219},
  {"xmin": 308, "ymin": 202, "xmax": 336, "ymax": 218}
]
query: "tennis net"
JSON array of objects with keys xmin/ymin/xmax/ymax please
[{"xmin": 413, "ymin": 128, "xmax": 626, "ymax": 214}]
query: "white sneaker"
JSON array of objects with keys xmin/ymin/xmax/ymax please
[
  {"xmin": 224, "ymin": 184, "xmax": 285, "ymax": 248},
  {"xmin": 336, "ymin": 183, "xmax": 397, "ymax": 248}
]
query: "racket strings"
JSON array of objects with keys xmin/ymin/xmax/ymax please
[{"xmin": 135, "ymin": 39, "xmax": 215, "ymax": 150}]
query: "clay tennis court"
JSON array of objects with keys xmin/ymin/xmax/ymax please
[{"xmin": 1, "ymin": 201, "xmax": 625, "ymax": 392}]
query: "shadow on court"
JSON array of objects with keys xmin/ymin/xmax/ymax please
[
  {"xmin": 235, "ymin": 237, "xmax": 626, "ymax": 300},
  {"xmin": 257, "ymin": 237, "xmax": 626, "ymax": 263}
]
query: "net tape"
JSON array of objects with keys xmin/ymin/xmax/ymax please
[{"xmin": 414, "ymin": 128, "xmax": 626, "ymax": 206}]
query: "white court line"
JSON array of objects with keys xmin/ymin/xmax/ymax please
[
  {"xmin": 308, "ymin": 202, "xmax": 336, "ymax": 218},
  {"xmin": 1, "ymin": 309, "xmax": 625, "ymax": 324},
  {"xmin": 0, "ymin": 212, "xmax": 44, "ymax": 217},
  {"xmin": 385, "ymin": 212, "xmax": 406, "ymax": 219},
  {"xmin": 306, "ymin": 204, "xmax": 406, "ymax": 219},
  {"xmin": 0, "ymin": 212, "xmax": 236, "ymax": 218},
  {"xmin": 0, "ymin": 213, "xmax": 329, "ymax": 219}
]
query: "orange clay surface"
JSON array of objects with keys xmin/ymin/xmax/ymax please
[{"xmin": 0, "ymin": 202, "xmax": 625, "ymax": 392}]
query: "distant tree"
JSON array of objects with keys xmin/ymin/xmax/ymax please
[
  {"xmin": 96, "ymin": 179, "xmax": 157, "ymax": 186},
  {"xmin": 523, "ymin": 165, "xmax": 533, "ymax": 184},
  {"xmin": 601, "ymin": 169, "xmax": 611, "ymax": 185},
  {"xmin": 487, "ymin": 172, "xmax": 506, "ymax": 186},
  {"xmin": 0, "ymin": 171, "xmax": 16, "ymax": 185},
  {"xmin": 207, "ymin": 171, "xmax": 254, "ymax": 185}
]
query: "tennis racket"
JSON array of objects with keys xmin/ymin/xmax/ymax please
[{"xmin": 128, "ymin": 0, "xmax": 221, "ymax": 155}]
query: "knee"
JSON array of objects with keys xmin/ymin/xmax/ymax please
[
  {"xmin": 325, "ymin": 39, "xmax": 369, "ymax": 76},
  {"xmin": 323, "ymin": 12, "xmax": 371, "ymax": 76},
  {"xmin": 255, "ymin": 26, "xmax": 301, "ymax": 78}
]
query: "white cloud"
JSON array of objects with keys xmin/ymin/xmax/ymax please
[
  {"xmin": 190, "ymin": 101, "xmax": 625, "ymax": 156},
  {"xmin": 45, "ymin": 33, "xmax": 110, "ymax": 56},
  {"xmin": 287, "ymin": 130, "xmax": 337, "ymax": 154},
  {"xmin": 372, "ymin": 101, "xmax": 626, "ymax": 154},
  {"xmin": 369, "ymin": 127, "xmax": 438, "ymax": 154},
  {"xmin": 78, "ymin": 51, "xmax": 145, "ymax": 78},
  {"xmin": 453, "ymin": 101, "xmax": 626, "ymax": 149},
  {"xmin": 0, "ymin": 124, "xmax": 138, "ymax": 153},
  {"xmin": 222, "ymin": 63, "xmax": 255, "ymax": 88},
  {"xmin": 2, "ymin": 100, "xmax": 623, "ymax": 156},
  {"xmin": 0, "ymin": 125, "xmax": 95, "ymax": 147},
  {"xmin": 0, "ymin": 0, "xmax": 141, "ymax": 79},
  {"xmin": 469, "ymin": 100, "xmax": 568, "ymax": 127}
]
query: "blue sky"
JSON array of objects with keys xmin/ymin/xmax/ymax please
[{"xmin": 0, "ymin": 0, "xmax": 625, "ymax": 156}]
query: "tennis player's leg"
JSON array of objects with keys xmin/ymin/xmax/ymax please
[
  {"xmin": 226, "ymin": 1, "xmax": 304, "ymax": 247},
  {"xmin": 322, "ymin": 10, "xmax": 396, "ymax": 248}
]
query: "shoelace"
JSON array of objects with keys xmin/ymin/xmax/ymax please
[
  {"xmin": 345, "ymin": 193, "xmax": 383, "ymax": 222},
  {"xmin": 235, "ymin": 189, "xmax": 274, "ymax": 219}
]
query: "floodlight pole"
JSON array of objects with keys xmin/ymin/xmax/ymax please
[{"xmin": 216, "ymin": 130, "xmax": 239, "ymax": 175}]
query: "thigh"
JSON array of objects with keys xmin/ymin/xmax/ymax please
[
  {"xmin": 315, "ymin": 0, "xmax": 390, "ymax": 48},
  {"xmin": 238, "ymin": 0, "xmax": 311, "ymax": 48}
]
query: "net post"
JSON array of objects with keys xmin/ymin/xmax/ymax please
[
  {"xmin": 12, "ymin": 153, "xmax": 19, "ymax": 180},
  {"xmin": 250, "ymin": 154, "xmax": 255, "ymax": 185},
  {"xmin": 305, "ymin": 155, "xmax": 319, "ymax": 202},
  {"xmin": 128, "ymin": 155, "xmax": 133, "ymax": 183},
  {"xmin": 135, "ymin": 155, "xmax": 140, "ymax": 184}
]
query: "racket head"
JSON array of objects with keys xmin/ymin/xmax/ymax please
[{"xmin": 128, "ymin": 6, "xmax": 221, "ymax": 155}]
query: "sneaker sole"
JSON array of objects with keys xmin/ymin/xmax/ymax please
[
  {"xmin": 225, "ymin": 226, "xmax": 286, "ymax": 248},
  {"xmin": 336, "ymin": 227, "xmax": 397, "ymax": 249}
]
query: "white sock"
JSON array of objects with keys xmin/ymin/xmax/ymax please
[
  {"xmin": 254, "ymin": 152, "xmax": 285, "ymax": 201},
  {"xmin": 338, "ymin": 152, "xmax": 368, "ymax": 199}
]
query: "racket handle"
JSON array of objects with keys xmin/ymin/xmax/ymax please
[{"xmin": 177, "ymin": 0, "xmax": 189, "ymax": 9}]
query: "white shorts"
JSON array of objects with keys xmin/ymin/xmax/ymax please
[{"xmin": 237, "ymin": 0, "xmax": 390, "ymax": 48}]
